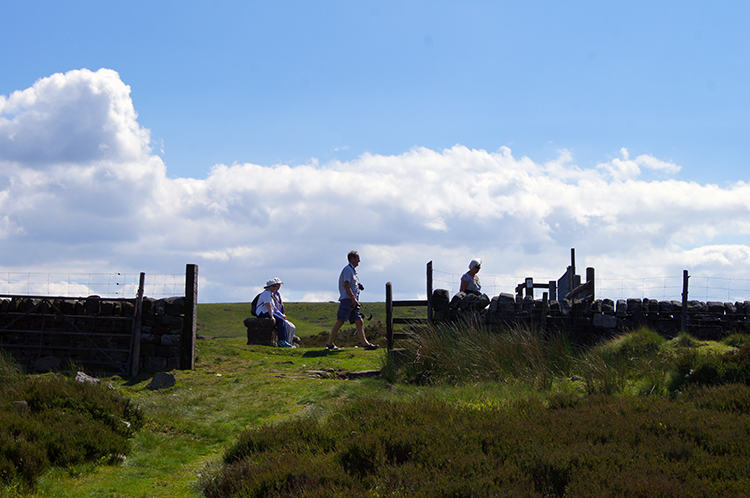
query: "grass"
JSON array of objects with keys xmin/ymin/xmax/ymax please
[
  {"xmin": 197, "ymin": 301, "xmax": 421, "ymax": 341},
  {"xmin": 3, "ymin": 304, "xmax": 750, "ymax": 497},
  {"xmin": 200, "ymin": 392, "xmax": 750, "ymax": 497},
  {"xmin": 4, "ymin": 301, "xmax": 392, "ymax": 498},
  {"xmin": 0, "ymin": 354, "xmax": 144, "ymax": 494}
]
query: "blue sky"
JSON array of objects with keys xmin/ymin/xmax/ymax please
[{"xmin": 2, "ymin": 1, "xmax": 750, "ymax": 303}]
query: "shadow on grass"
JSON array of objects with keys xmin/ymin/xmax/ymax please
[{"xmin": 303, "ymin": 350, "xmax": 341, "ymax": 358}]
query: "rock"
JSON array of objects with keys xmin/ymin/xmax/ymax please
[
  {"xmin": 143, "ymin": 357, "xmax": 168, "ymax": 372},
  {"xmin": 450, "ymin": 292, "xmax": 466, "ymax": 310},
  {"xmin": 146, "ymin": 372, "xmax": 176, "ymax": 390},
  {"xmin": 431, "ymin": 289, "xmax": 451, "ymax": 312},
  {"xmin": 616, "ymin": 300, "xmax": 627, "ymax": 317},
  {"xmin": 346, "ymin": 370, "xmax": 381, "ymax": 380},
  {"xmin": 593, "ymin": 313, "xmax": 618, "ymax": 329},
  {"xmin": 161, "ymin": 334, "xmax": 181, "ymax": 346},
  {"xmin": 11, "ymin": 401, "xmax": 28, "ymax": 412},
  {"xmin": 307, "ymin": 370, "xmax": 333, "ymax": 379},
  {"xmin": 75, "ymin": 371, "xmax": 100, "ymax": 384}
]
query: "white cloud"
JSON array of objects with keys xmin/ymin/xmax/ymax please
[{"xmin": 2, "ymin": 69, "xmax": 750, "ymax": 303}]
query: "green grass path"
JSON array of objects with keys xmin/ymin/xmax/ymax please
[{"xmin": 29, "ymin": 303, "xmax": 390, "ymax": 498}]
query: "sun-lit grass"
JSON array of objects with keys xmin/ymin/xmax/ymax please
[
  {"xmin": 5, "ymin": 303, "xmax": 750, "ymax": 497},
  {"xmin": 20, "ymin": 333, "xmax": 388, "ymax": 497}
]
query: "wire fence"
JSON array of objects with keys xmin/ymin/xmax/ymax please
[
  {"xmin": 433, "ymin": 269, "xmax": 750, "ymax": 304},
  {"xmin": 0, "ymin": 272, "xmax": 186, "ymax": 299}
]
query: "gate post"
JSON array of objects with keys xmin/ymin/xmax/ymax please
[
  {"xmin": 129, "ymin": 272, "xmax": 145, "ymax": 376},
  {"xmin": 181, "ymin": 264, "xmax": 198, "ymax": 370},
  {"xmin": 426, "ymin": 261, "xmax": 433, "ymax": 321},
  {"xmin": 681, "ymin": 270, "xmax": 689, "ymax": 333},
  {"xmin": 386, "ymin": 282, "xmax": 394, "ymax": 351}
]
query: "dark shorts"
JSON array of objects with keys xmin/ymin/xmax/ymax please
[{"xmin": 337, "ymin": 298, "xmax": 362, "ymax": 324}]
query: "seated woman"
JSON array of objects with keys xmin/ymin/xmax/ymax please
[
  {"xmin": 256, "ymin": 277, "xmax": 296, "ymax": 347},
  {"xmin": 460, "ymin": 259, "xmax": 482, "ymax": 295}
]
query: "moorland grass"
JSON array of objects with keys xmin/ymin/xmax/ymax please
[
  {"xmin": 201, "ymin": 390, "xmax": 750, "ymax": 498},
  {"xmin": 0, "ymin": 353, "xmax": 144, "ymax": 493},
  {"xmin": 201, "ymin": 320, "xmax": 750, "ymax": 497},
  {"xmin": 5, "ymin": 304, "xmax": 750, "ymax": 497},
  {"xmin": 384, "ymin": 319, "xmax": 576, "ymax": 389}
]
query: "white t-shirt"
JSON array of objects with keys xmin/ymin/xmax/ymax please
[{"xmin": 256, "ymin": 289, "xmax": 281, "ymax": 315}]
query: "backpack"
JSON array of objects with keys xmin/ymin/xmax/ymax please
[
  {"xmin": 251, "ymin": 291, "xmax": 285, "ymax": 317},
  {"xmin": 251, "ymin": 293, "xmax": 262, "ymax": 317}
]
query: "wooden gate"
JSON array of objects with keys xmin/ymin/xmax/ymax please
[{"xmin": 385, "ymin": 261, "xmax": 433, "ymax": 351}]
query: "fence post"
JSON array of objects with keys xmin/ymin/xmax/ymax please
[
  {"xmin": 181, "ymin": 264, "xmax": 198, "ymax": 370},
  {"xmin": 681, "ymin": 270, "xmax": 689, "ymax": 333},
  {"xmin": 570, "ymin": 248, "xmax": 576, "ymax": 277},
  {"xmin": 386, "ymin": 282, "xmax": 394, "ymax": 351},
  {"xmin": 586, "ymin": 267, "xmax": 595, "ymax": 301},
  {"xmin": 549, "ymin": 280, "xmax": 557, "ymax": 301},
  {"xmin": 129, "ymin": 272, "xmax": 145, "ymax": 377},
  {"xmin": 426, "ymin": 261, "xmax": 433, "ymax": 321},
  {"xmin": 525, "ymin": 277, "xmax": 534, "ymax": 299}
]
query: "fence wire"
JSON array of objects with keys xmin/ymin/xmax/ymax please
[
  {"xmin": 433, "ymin": 269, "xmax": 750, "ymax": 303},
  {"xmin": 0, "ymin": 272, "xmax": 185, "ymax": 299}
]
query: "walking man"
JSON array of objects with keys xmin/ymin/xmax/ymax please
[{"xmin": 326, "ymin": 251, "xmax": 379, "ymax": 351}]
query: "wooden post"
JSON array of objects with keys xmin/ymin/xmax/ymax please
[
  {"xmin": 181, "ymin": 264, "xmax": 198, "ymax": 370},
  {"xmin": 540, "ymin": 292, "xmax": 548, "ymax": 334},
  {"xmin": 549, "ymin": 280, "xmax": 557, "ymax": 301},
  {"xmin": 586, "ymin": 267, "xmax": 595, "ymax": 301},
  {"xmin": 525, "ymin": 277, "xmax": 534, "ymax": 299},
  {"xmin": 386, "ymin": 282, "xmax": 394, "ymax": 351},
  {"xmin": 129, "ymin": 272, "xmax": 145, "ymax": 377},
  {"xmin": 426, "ymin": 261, "xmax": 433, "ymax": 321},
  {"xmin": 571, "ymin": 248, "xmax": 576, "ymax": 277},
  {"xmin": 681, "ymin": 270, "xmax": 689, "ymax": 333}
]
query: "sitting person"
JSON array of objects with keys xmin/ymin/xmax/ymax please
[
  {"xmin": 256, "ymin": 277, "xmax": 296, "ymax": 347},
  {"xmin": 460, "ymin": 259, "xmax": 482, "ymax": 295}
]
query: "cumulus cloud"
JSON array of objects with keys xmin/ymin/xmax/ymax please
[{"xmin": 2, "ymin": 69, "xmax": 750, "ymax": 302}]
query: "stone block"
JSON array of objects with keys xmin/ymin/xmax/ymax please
[
  {"xmin": 155, "ymin": 346, "xmax": 180, "ymax": 358},
  {"xmin": 593, "ymin": 313, "xmax": 618, "ymax": 329},
  {"xmin": 161, "ymin": 334, "xmax": 181, "ymax": 346},
  {"xmin": 142, "ymin": 356, "xmax": 167, "ymax": 372},
  {"xmin": 616, "ymin": 300, "xmax": 627, "ymax": 317}
]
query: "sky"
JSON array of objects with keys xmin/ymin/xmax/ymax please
[{"xmin": 1, "ymin": 1, "xmax": 750, "ymax": 304}]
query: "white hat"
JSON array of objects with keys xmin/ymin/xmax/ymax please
[
  {"xmin": 469, "ymin": 259, "xmax": 482, "ymax": 270},
  {"xmin": 265, "ymin": 277, "xmax": 283, "ymax": 288}
]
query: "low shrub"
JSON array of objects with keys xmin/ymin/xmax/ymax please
[
  {"xmin": 723, "ymin": 333, "xmax": 750, "ymax": 348},
  {"xmin": 0, "ymin": 356, "xmax": 144, "ymax": 489},
  {"xmin": 670, "ymin": 343, "xmax": 750, "ymax": 391},
  {"xmin": 202, "ymin": 389, "xmax": 750, "ymax": 497}
]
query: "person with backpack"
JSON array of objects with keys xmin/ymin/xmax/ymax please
[{"xmin": 255, "ymin": 277, "xmax": 296, "ymax": 347}]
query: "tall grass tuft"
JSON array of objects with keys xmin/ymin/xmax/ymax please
[
  {"xmin": 577, "ymin": 327, "xmax": 670, "ymax": 396},
  {"xmin": 386, "ymin": 319, "xmax": 575, "ymax": 389}
]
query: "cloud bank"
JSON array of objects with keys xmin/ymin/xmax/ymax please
[{"xmin": 2, "ymin": 69, "xmax": 750, "ymax": 303}]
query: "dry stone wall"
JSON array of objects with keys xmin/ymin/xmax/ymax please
[
  {"xmin": 138, "ymin": 296, "xmax": 186, "ymax": 372},
  {"xmin": 435, "ymin": 290, "xmax": 750, "ymax": 343},
  {"xmin": 0, "ymin": 295, "xmax": 187, "ymax": 374}
]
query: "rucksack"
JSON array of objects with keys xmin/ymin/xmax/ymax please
[
  {"xmin": 251, "ymin": 293, "xmax": 261, "ymax": 317},
  {"xmin": 250, "ymin": 291, "xmax": 284, "ymax": 317}
]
